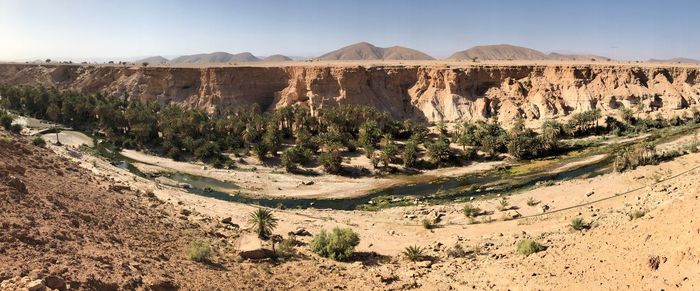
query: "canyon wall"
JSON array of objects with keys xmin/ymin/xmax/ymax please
[{"xmin": 1, "ymin": 63, "xmax": 699, "ymax": 123}]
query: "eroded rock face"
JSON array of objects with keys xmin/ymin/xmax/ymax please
[{"xmin": 1, "ymin": 64, "xmax": 699, "ymax": 123}]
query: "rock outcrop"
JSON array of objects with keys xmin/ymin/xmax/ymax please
[{"xmin": 1, "ymin": 63, "xmax": 699, "ymax": 124}]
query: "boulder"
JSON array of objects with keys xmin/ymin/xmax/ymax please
[
  {"xmin": 44, "ymin": 275, "xmax": 66, "ymax": 291},
  {"xmin": 109, "ymin": 184, "xmax": 131, "ymax": 193},
  {"xmin": 238, "ymin": 234, "xmax": 275, "ymax": 260},
  {"xmin": 148, "ymin": 279, "xmax": 178, "ymax": 291},
  {"xmin": 4, "ymin": 175, "xmax": 28, "ymax": 194},
  {"xmin": 289, "ymin": 227, "xmax": 311, "ymax": 236},
  {"xmin": 416, "ymin": 260, "xmax": 433, "ymax": 268},
  {"xmin": 180, "ymin": 209, "xmax": 191, "ymax": 216},
  {"xmin": 27, "ymin": 279, "xmax": 44, "ymax": 291}
]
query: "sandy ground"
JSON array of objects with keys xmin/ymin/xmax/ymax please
[
  {"xmin": 41, "ymin": 131, "xmax": 93, "ymax": 147},
  {"xmin": 21, "ymin": 118, "xmax": 693, "ymax": 290},
  {"xmin": 121, "ymin": 149, "xmax": 504, "ymax": 199},
  {"xmin": 58, "ymin": 137, "xmax": 700, "ymax": 289}
]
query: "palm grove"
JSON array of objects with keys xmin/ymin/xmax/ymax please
[{"xmin": 2, "ymin": 85, "xmax": 699, "ymax": 175}]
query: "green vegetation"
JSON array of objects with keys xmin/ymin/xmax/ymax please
[
  {"xmin": 275, "ymin": 236, "xmax": 297, "ymax": 259},
  {"xmin": 628, "ymin": 209, "xmax": 646, "ymax": 220},
  {"xmin": 614, "ymin": 142, "xmax": 658, "ymax": 172},
  {"xmin": 402, "ymin": 245, "xmax": 425, "ymax": 261},
  {"xmin": 526, "ymin": 197, "xmax": 538, "ymax": 206},
  {"xmin": 247, "ymin": 208, "xmax": 278, "ymax": 240},
  {"xmin": 32, "ymin": 136, "xmax": 46, "ymax": 147},
  {"xmin": 463, "ymin": 203, "xmax": 482, "ymax": 217},
  {"xmin": 496, "ymin": 197, "xmax": 510, "ymax": 211},
  {"xmin": 570, "ymin": 217, "xmax": 589, "ymax": 231},
  {"xmin": 1, "ymin": 84, "xmax": 697, "ymax": 179},
  {"xmin": 186, "ymin": 239, "xmax": 212, "ymax": 262},
  {"xmin": 516, "ymin": 239, "xmax": 546, "ymax": 256},
  {"xmin": 310, "ymin": 227, "xmax": 360, "ymax": 261}
]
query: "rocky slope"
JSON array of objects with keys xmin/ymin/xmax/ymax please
[
  {"xmin": 0, "ymin": 130, "xmax": 380, "ymax": 290},
  {"xmin": 1, "ymin": 63, "xmax": 699, "ymax": 123}
]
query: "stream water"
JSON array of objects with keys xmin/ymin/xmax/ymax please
[
  {"xmin": 103, "ymin": 124, "xmax": 700, "ymax": 210},
  {"xmin": 114, "ymin": 149, "xmax": 615, "ymax": 210}
]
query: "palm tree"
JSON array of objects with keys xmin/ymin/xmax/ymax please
[{"xmin": 248, "ymin": 208, "xmax": 278, "ymax": 240}]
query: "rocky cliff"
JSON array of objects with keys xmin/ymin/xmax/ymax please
[{"xmin": 1, "ymin": 63, "xmax": 699, "ymax": 123}]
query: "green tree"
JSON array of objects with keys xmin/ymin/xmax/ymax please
[
  {"xmin": 403, "ymin": 140, "xmax": 419, "ymax": 167},
  {"xmin": 358, "ymin": 120, "xmax": 381, "ymax": 148},
  {"xmin": 541, "ymin": 120, "xmax": 562, "ymax": 152},
  {"xmin": 319, "ymin": 145, "xmax": 343, "ymax": 174},
  {"xmin": 426, "ymin": 137, "xmax": 451, "ymax": 165},
  {"xmin": 263, "ymin": 121, "xmax": 282, "ymax": 156},
  {"xmin": 248, "ymin": 208, "xmax": 278, "ymax": 240},
  {"xmin": 379, "ymin": 134, "xmax": 398, "ymax": 163}
]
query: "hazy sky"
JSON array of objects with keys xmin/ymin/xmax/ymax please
[{"xmin": 1, "ymin": 0, "xmax": 698, "ymax": 61}]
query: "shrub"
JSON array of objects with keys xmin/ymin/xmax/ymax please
[
  {"xmin": 310, "ymin": 227, "xmax": 360, "ymax": 261},
  {"xmin": 276, "ymin": 236, "xmax": 297, "ymax": 259},
  {"xmin": 463, "ymin": 203, "xmax": 481, "ymax": 217},
  {"xmin": 516, "ymin": 239, "xmax": 545, "ymax": 256},
  {"xmin": 570, "ymin": 217, "xmax": 589, "ymax": 231},
  {"xmin": 628, "ymin": 209, "xmax": 646, "ymax": 220},
  {"xmin": 422, "ymin": 218, "xmax": 435, "ymax": 229},
  {"xmin": 402, "ymin": 245, "xmax": 424, "ymax": 261},
  {"xmin": 526, "ymin": 197, "xmax": 538, "ymax": 206},
  {"xmin": 187, "ymin": 239, "xmax": 212, "ymax": 262},
  {"xmin": 446, "ymin": 243, "xmax": 469, "ymax": 258},
  {"xmin": 32, "ymin": 137, "xmax": 46, "ymax": 147},
  {"xmin": 9, "ymin": 123, "xmax": 22, "ymax": 134},
  {"xmin": 496, "ymin": 198, "xmax": 509, "ymax": 211},
  {"xmin": 0, "ymin": 114, "xmax": 12, "ymax": 130}
]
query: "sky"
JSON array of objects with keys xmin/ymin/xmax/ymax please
[{"xmin": 1, "ymin": 0, "xmax": 698, "ymax": 61}]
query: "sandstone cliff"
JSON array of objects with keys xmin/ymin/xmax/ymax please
[{"xmin": 0, "ymin": 63, "xmax": 698, "ymax": 124}]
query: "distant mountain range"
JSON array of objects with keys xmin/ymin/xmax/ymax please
[
  {"xmin": 132, "ymin": 42, "xmax": 698, "ymax": 65},
  {"xmin": 317, "ymin": 42, "xmax": 434, "ymax": 61},
  {"xmin": 168, "ymin": 52, "xmax": 260, "ymax": 64},
  {"xmin": 648, "ymin": 57, "xmax": 700, "ymax": 64},
  {"xmin": 447, "ymin": 44, "xmax": 610, "ymax": 61},
  {"xmin": 136, "ymin": 52, "xmax": 298, "ymax": 65}
]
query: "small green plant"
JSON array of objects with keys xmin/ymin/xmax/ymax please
[
  {"xmin": 0, "ymin": 114, "xmax": 13, "ymax": 130},
  {"xmin": 9, "ymin": 123, "xmax": 22, "ymax": 134},
  {"xmin": 275, "ymin": 236, "xmax": 297, "ymax": 259},
  {"xmin": 422, "ymin": 218, "xmax": 435, "ymax": 229},
  {"xmin": 496, "ymin": 198, "xmax": 510, "ymax": 211},
  {"xmin": 402, "ymin": 245, "xmax": 424, "ymax": 261},
  {"xmin": 310, "ymin": 227, "xmax": 360, "ymax": 261},
  {"xmin": 32, "ymin": 137, "xmax": 46, "ymax": 147},
  {"xmin": 480, "ymin": 215, "xmax": 493, "ymax": 223},
  {"xmin": 187, "ymin": 239, "xmax": 212, "ymax": 262},
  {"xmin": 570, "ymin": 217, "xmax": 589, "ymax": 231},
  {"xmin": 247, "ymin": 208, "xmax": 278, "ymax": 239},
  {"xmin": 463, "ymin": 203, "xmax": 481, "ymax": 217},
  {"xmin": 526, "ymin": 197, "xmax": 538, "ymax": 206},
  {"xmin": 517, "ymin": 239, "xmax": 545, "ymax": 256},
  {"xmin": 543, "ymin": 180, "xmax": 556, "ymax": 187},
  {"xmin": 446, "ymin": 243, "xmax": 469, "ymax": 258},
  {"xmin": 628, "ymin": 209, "xmax": 646, "ymax": 220}
]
